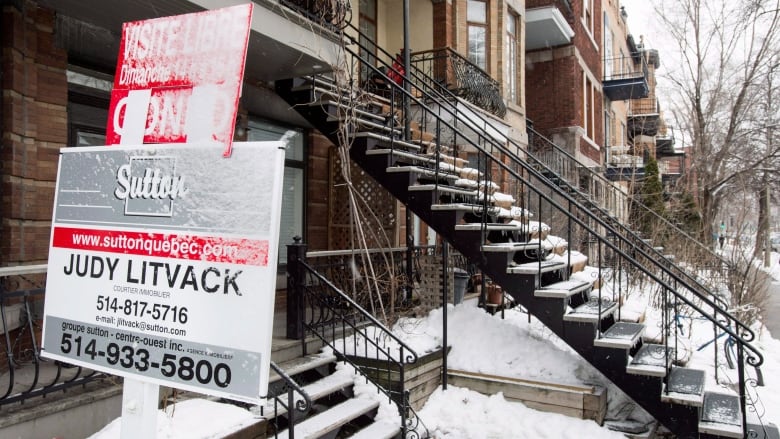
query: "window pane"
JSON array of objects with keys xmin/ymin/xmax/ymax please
[
  {"xmin": 468, "ymin": 26, "xmax": 487, "ymax": 69},
  {"xmin": 247, "ymin": 119, "xmax": 303, "ymax": 161},
  {"xmin": 467, "ymin": 0, "xmax": 487, "ymax": 23},
  {"xmin": 278, "ymin": 167, "xmax": 304, "ymax": 262},
  {"xmin": 360, "ymin": 0, "xmax": 376, "ymax": 18},
  {"xmin": 76, "ymin": 130, "xmax": 106, "ymax": 147}
]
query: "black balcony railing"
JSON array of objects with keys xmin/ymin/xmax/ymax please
[
  {"xmin": 602, "ymin": 55, "xmax": 649, "ymax": 101},
  {"xmin": 279, "ymin": 0, "xmax": 352, "ymax": 31},
  {"xmin": 1, "ymin": 265, "xmax": 106, "ymax": 408},
  {"xmin": 411, "ymin": 47, "xmax": 506, "ymax": 118}
]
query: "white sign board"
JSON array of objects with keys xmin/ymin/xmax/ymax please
[
  {"xmin": 41, "ymin": 142, "xmax": 285, "ymax": 403},
  {"xmin": 106, "ymin": 4, "xmax": 253, "ymax": 157}
]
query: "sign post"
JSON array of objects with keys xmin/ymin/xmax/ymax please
[
  {"xmin": 42, "ymin": 5, "xmax": 259, "ymax": 437},
  {"xmin": 42, "ymin": 142, "xmax": 285, "ymax": 435}
]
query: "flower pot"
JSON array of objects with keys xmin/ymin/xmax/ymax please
[{"xmin": 486, "ymin": 283, "xmax": 503, "ymax": 305}]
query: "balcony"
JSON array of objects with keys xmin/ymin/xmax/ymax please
[
  {"xmin": 656, "ymin": 136, "xmax": 680, "ymax": 157},
  {"xmin": 628, "ymin": 99, "xmax": 660, "ymax": 137},
  {"xmin": 606, "ymin": 154, "xmax": 644, "ymax": 181},
  {"xmin": 411, "ymin": 47, "xmax": 506, "ymax": 118},
  {"xmin": 602, "ymin": 55, "xmax": 649, "ymax": 101},
  {"xmin": 526, "ymin": 6, "xmax": 575, "ymax": 50},
  {"xmin": 39, "ymin": 0, "xmax": 346, "ymax": 82}
]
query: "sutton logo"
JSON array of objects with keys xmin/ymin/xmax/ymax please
[{"xmin": 114, "ymin": 156, "xmax": 188, "ymax": 217}]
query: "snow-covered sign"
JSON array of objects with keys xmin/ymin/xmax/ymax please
[
  {"xmin": 41, "ymin": 142, "xmax": 285, "ymax": 403},
  {"xmin": 106, "ymin": 4, "xmax": 253, "ymax": 157}
]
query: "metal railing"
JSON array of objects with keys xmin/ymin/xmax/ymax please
[
  {"xmin": 262, "ymin": 361, "xmax": 313, "ymax": 438},
  {"xmin": 411, "ymin": 47, "xmax": 506, "ymax": 118},
  {"xmin": 1, "ymin": 265, "xmax": 106, "ymax": 407},
  {"xmin": 312, "ymin": 29, "xmax": 765, "ymax": 435},
  {"xmin": 279, "ymin": 0, "xmax": 352, "ymax": 30},
  {"xmin": 287, "ymin": 239, "xmax": 427, "ymax": 438},
  {"xmin": 603, "ymin": 54, "xmax": 649, "ymax": 83}
]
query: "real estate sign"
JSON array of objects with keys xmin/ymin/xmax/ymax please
[
  {"xmin": 105, "ymin": 4, "xmax": 253, "ymax": 157},
  {"xmin": 41, "ymin": 142, "xmax": 285, "ymax": 403}
]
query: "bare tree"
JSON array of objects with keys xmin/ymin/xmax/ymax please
[{"xmin": 655, "ymin": 0, "xmax": 780, "ymax": 242}]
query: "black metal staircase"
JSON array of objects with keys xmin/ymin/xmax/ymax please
[{"xmin": 273, "ymin": 23, "xmax": 769, "ymax": 438}]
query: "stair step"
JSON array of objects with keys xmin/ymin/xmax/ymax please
[
  {"xmin": 317, "ymin": 99, "xmax": 387, "ymax": 123},
  {"xmin": 261, "ymin": 372, "xmax": 354, "ymax": 418},
  {"xmin": 746, "ymin": 422, "xmax": 780, "ymax": 439},
  {"xmin": 431, "ymin": 202, "xmax": 497, "ymax": 213},
  {"xmin": 270, "ymin": 353, "xmax": 337, "ymax": 384},
  {"xmin": 506, "ymin": 260, "xmax": 566, "ymax": 275},
  {"xmin": 699, "ymin": 392, "xmax": 743, "ymax": 438},
  {"xmin": 409, "ymin": 183, "xmax": 477, "ymax": 197},
  {"xmin": 388, "ymin": 166, "xmax": 460, "ymax": 183},
  {"xmin": 349, "ymin": 117, "xmax": 403, "ymax": 136},
  {"xmin": 277, "ymin": 397, "xmax": 380, "ymax": 439},
  {"xmin": 534, "ymin": 279, "xmax": 592, "ymax": 298},
  {"xmin": 482, "ymin": 241, "xmax": 550, "ymax": 253},
  {"xmin": 352, "ymin": 131, "xmax": 422, "ymax": 152},
  {"xmin": 455, "ymin": 222, "xmax": 521, "ymax": 232},
  {"xmin": 627, "ymin": 344, "xmax": 673, "ymax": 377},
  {"xmin": 660, "ymin": 367, "xmax": 705, "ymax": 407},
  {"xmin": 593, "ymin": 322, "xmax": 644, "ymax": 349},
  {"xmin": 367, "ymin": 148, "xmax": 435, "ymax": 164},
  {"xmin": 348, "ymin": 420, "xmax": 400, "ymax": 439},
  {"xmin": 563, "ymin": 299, "xmax": 618, "ymax": 323}
]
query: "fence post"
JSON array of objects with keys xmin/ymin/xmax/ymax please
[{"xmin": 287, "ymin": 236, "xmax": 307, "ymax": 340}]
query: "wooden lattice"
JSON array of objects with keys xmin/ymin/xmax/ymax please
[
  {"xmin": 417, "ymin": 254, "xmax": 455, "ymax": 312},
  {"xmin": 328, "ymin": 147, "xmax": 397, "ymax": 250}
]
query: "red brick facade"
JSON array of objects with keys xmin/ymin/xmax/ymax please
[
  {"xmin": 1, "ymin": 1, "xmax": 67, "ymax": 265},
  {"xmin": 525, "ymin": 0, "xmax": 605, "ymax": 163}
]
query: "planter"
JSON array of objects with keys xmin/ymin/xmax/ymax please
[
  {"xmin": 345, "ymin": 346, "xmax": 451, "ymax": 411},
  {"xmin": 486, "ymin": 283, "xmax": 503, "ymax": 305}
]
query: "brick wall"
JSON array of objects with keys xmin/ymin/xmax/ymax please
[{"xmin": 1, "ymin": 1, "xmax": 67, "ymax": 265}]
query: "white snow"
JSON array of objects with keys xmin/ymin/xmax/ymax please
[{"xmin": 89, "ymin": 254, "xmax": 780, "ymax": 438}]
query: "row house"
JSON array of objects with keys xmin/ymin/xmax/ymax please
[{"xmin": 0, "ymin": 0, "xmax": 760, "ymax": 438}]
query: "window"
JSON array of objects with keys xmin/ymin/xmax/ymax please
[
  {"xmin": 247, "ymin": 119, "xmax": 305, "ymax": 265},
  {"xmin": 505, "ymin": 11, "xmax": 519, "ymax": 104},
  {"xmin": 583, "ymin": 0, "xmax": 594, "ymax": 35},
  {"xmin": 603, "ymin": 12, "xmax": 613, "ymax": 78},
  {"xmin": 583, "ymin": 72, "xmax": 596, "ymax": 140},
  {"xmin": 467, "ymin": 0, "xmax": 488, "ymax": 70},
  {"xmin": 359, "ymin": 0, "xmax": 378, "ymax": 82}
]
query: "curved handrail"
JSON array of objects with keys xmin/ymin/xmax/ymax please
[{"xmin": 301, "ymin": 261, "xmax": 419, "ymax": 366}]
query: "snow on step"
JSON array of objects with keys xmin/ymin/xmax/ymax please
[
  {"xmin": 661, "ymin": 367, "xmax": 705, "ymax": 407},
  {"xmin": 699, "ymin": 392, "xmax": 743, "ymax": 438},
  {"xmin": 593, "ymin": 322, "xmax": 644, "ymax": 349},
  {"xmin": 626, "ymin": 344, "xmax": 673, "ymax": 377},
  {"xmin": 506, "ymin": 260, "xmax": 566, "ymax": 275},
  {"xmin": 269, "ymin": 353, "xmax": 336, "ymax": 384},
  {"xmin": 260, "ymin": 372, "xmax": 354, "ymax": 418},
  {"xmin": 276, "ymin": 397, "xmax": 380, "ymax": 439},
  {"xmin": 351, "ymin": 131, "xmax": 422, "ymax": 151},
  {"xmin": 409, "ymin": 184, "xmax": 477, "ymax": 197},
  {"xmin": 348, "ymin": 420, "xmax": 400, "ymax": 439},
  {"xmin": 455, "ymin": 222, "xmax": 522, "ymax": 232},
  {"xmin": 388, "ymin": 166, "xmax": 459, "ymax": 182},
  {"xmin": 563, "ymin": 299, "xmax": 617, "ymax": 323},
  {"xmin": 482, "ymin": 241, "xmax": 548, "ymax": 253},
  {"xmin": 535, "ymin": 279, "xmax": 592, "ymax": 298}
]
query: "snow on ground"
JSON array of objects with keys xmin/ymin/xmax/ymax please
[{"xmin": 90, "ymin": 255, "xmax": 780, "ymax": 438}]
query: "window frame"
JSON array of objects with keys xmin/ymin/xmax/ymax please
[
  {"xmin": 246, "ymin": 117, "xmax": 307, "ymax": 268},
  {"xmin": 467, "ymin": 0, "xmax": 489, "ymax": 70},
  {"xmin": 505, "ymin": 10, "xmax": 519, "ymax": 105}
]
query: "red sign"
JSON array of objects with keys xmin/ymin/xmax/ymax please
[{"xmin": 106, "ymin": 4, "xmax": 253, "ymax": 157}]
